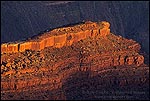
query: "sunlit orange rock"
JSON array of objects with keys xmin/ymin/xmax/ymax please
[
  {"xmin": 31, "ymin": 41, "xmax": 40, "ymax": 51},
  {"xmin": 1, "ymin": 44, "xmax": 8, "ymax": 53},
  {"xmin": 135, "ymin": 55, "xmax": 144, "ymax": 66},
  {"xmin": 3, "ymin": 70, "xmax": 16, "ymax": 77},
  {"xmin": 74, "ymin": 32, "xmax": 81, "ymax": 42},
  {"xmin": 45, "ymin": 36, "xmax": 54, "ymax": 47},
  {"xmin": 125, "ymin": 56, "xmax": 134, "ymax": 65},
  {"xmin": 19, "ymin": 68, "xmax": 37, "ymax": 74},
  {"xmin": 7, "ymin": 43, "xmax": 18, "ymax": 53},
  {"xmin": 100, "ymin": 28, "xmax": 110, "ymax": 36},
  {"xmin": 80, "ymin": 31, "xmax": 87, "ymax": 40},
  {"xmin": 119, "ymin": 56, "xmax": 125, "ymax": 65},
  {"xmin": 19, "ymin": 42, "xmax": 32, "ymax": 52},
  {"xmin": 39, "ymin": 40, "xmax": 45, "ymax": 50},
  {"xmin": 101, "ymin": 21, "xmax": 110, "ymax": 28},
  {"xmin": 84, "ymin": 30, "xmax": 91, "ymax": 37},
  {"xmin": 92, "ymin": 29, "xmax": 99, "ymax": 37},
  {"xmin": 128, "ymin": 43, "xmax": 141, "ymax": 52},
  {"xmin": 66, "ymin": 33, "xmax": 74, "ymax": 46},
  {"xmin": 54, "ymin": 34, "xmax": 67, "ymax": 48}
]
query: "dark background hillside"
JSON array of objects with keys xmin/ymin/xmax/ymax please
[{"xmin": 1, "ymin": 1, "xmax": 149, "ymax": 55}]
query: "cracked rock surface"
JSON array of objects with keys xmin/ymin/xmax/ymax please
[{"xmin": 1, "ymin": 32, "xmax": 149, "ymax": 100}]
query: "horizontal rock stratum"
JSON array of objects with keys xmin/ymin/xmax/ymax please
[
  {"xmin": 1, "ymin": 21, "xmax": 149, "ymax": 100},
  {"xmin": 1, "ymin": 21, "xmax": 110, "ymax": 54}
]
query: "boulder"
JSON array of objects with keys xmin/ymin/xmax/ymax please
[
  {"xmin": 101, "ymin": 21, "xmax": 110, "ymax": 29},
  {"xmin": 135, "ymin": 55, "xmax": 144, "ymax": 66},
  {"xmin": 125, "ymin": 56, "xmax": 134, "ymax": 65}
]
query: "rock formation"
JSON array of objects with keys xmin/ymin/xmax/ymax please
[
  {"xmin": 1, "ymin": 21, "xmax": 149, "ymax": 100},
  {"xmin": 1, "ymin": 21, "xmax": 109, "ymax": 54}
]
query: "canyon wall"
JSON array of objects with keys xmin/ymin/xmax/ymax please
[
  {"xmin": 1, "ymin": 20, "xmax": 148, "ymax": 100},
  {"xmin": 1, "ymin": 21, "xmax": 110, "ymax": 54},
  {"xmin": 1, "ymin": 1, "xmax": 149, "ymax": 55}
]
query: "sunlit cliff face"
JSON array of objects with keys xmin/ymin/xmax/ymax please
[{"xmin": 1, "ymin": 21, "xmax": 110, "ymax": 54}]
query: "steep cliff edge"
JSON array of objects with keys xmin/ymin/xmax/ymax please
[
  {"xmin": 1, "ymin": 21, "xmax": 149, "ymax": 100},
  {"xmin": 1, "ymin": 21, "xmax": 109, "ymax": 53}
]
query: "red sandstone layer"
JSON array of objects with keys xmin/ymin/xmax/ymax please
[{"xmin": 1, "ymin": 21, "xmax": 110, "ymax": 53}]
